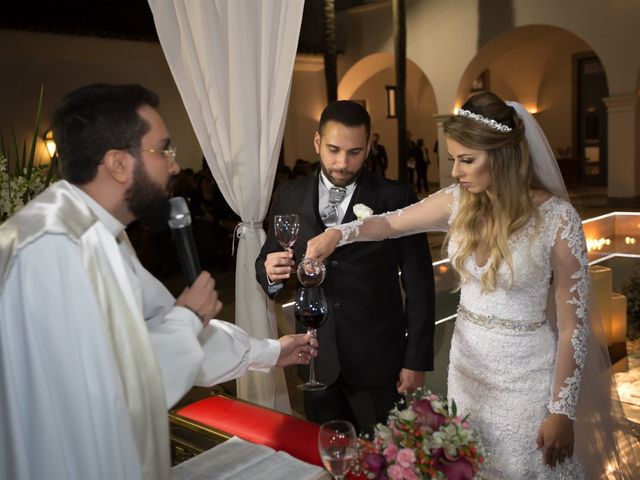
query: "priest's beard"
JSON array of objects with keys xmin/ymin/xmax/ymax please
[{"xmin": 125, "ymin": 160, "xmax": 171, "ymax": 232}]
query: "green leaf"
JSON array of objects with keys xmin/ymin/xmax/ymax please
[
  {"xmin": 21, "ymin": 140, "xmax": 27, "ymax": 176},
  {"xmin": 11, "ymin": 130, "xmax": 20, "ymax": 173},
  {"xmin": 451, "ymin": 399, "xmax": 457, "ymax": 417},
  {"xmin": 25, "ymin": 84, "xmax": 44, "ymax": 181},
  {"xmin": 45, "ymin": 154, "xmax": 57, "ymax": 187}
]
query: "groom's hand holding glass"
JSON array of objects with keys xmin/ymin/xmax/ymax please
[
  {"xmin": 264, "ymin": 250, "xmax": 295, "ymax": 282},
  {"xmin": 265, "ymin": 213, "xmax": 299, "ymax": 282}
]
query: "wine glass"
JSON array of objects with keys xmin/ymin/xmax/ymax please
[
  {"xmin": 295, "ymin": 257, "xmax": 327, "ymax": 391},
  {"xmin": 318, "ymin": 420, "xmax": 357, "ymax": 480},
  {"xmin": 274, "ymin": 214, "xmax": 299, "ymax": 252}
]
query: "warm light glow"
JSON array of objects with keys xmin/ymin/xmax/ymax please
[
  {"xmin": 586, "ymin": 237, "xmax": 611, "ymax": 252},
  {"xmin": 610, "ymin": 293, "xmax": 627, "ymax": 344},
  {"xmin": 44, "ymin": 129, "xmax": 57, "ymax": 158},
  {"xmin": 438, "ymin": 265, "xmax": 449, "ymax": 274},
  {"xmin": 526, "ymin": 105, "xmax": 538, "ymax": 114},
  {"xmin": 590, "ymin": 265, "xmax": 613, "ymax": 345},
  {"xmin": 385, "ymin": 86, "xmax": 397, "ymax": 118},
  {"xmin": 624, "ymin": 236, "xmax": 636, "ymax": 245}
]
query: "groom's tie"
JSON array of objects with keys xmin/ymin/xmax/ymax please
[{"xmin": 321, "ymin": 186, "xmax": 347, "ymax": 226}]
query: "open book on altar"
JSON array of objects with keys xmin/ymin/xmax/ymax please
[{"xmin": 171, "ymin": 436, "xmax": 329, "ymax": 480}]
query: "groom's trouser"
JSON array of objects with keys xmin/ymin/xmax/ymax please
[{"xmin": 303, "ymin": 374, "xmax": 399, "ymax": 436}]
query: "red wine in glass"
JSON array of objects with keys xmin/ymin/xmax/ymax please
[
  {"xmin": 295, "ymin": 310, "xmax": 327, "ymax": 330},
  {"xmin": 295, "ymin": 258, "xmax": 328, "ymax": 391},
  {"xmin": 274, "ymin": 214, "xmax": 299, "ymax": 251}
]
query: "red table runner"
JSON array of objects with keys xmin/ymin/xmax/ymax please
[{"xmin": 176, "ymin": 395, "xmax": 323, "ymax": 467}]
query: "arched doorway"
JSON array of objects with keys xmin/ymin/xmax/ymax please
[{"xmin": 455, "ymin": 25, "xmax": 609, "ymax": 188}]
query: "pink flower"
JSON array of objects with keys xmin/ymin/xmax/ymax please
[
  {"xmin": 364, "ymin": 453, "xmax": 386, "ymax": 473},
  {"xmin": 396, "ymin": 448, "xmax": 416, "ymax": 468},
  {"xmin": 387, "ymin": 464, "xmax": 405, "ymax": 480},
  {"xmin": 384, "ymin": 442, "xmax": 398, "ymax": 462},
  {"xmin": 402, "ymin": 467, "xmax": 420, "ymax": 480},
  {"xmin": 413, "ymin": 399, "xmax": 446, "ymax": 430},
  {"xmin": 435, "ymin": 457, "xmax": 474, "ymax": 480}
]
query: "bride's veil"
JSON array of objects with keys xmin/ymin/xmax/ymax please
[{"xmin": 507, "ymin": 101, "xmax": 639, "ymax": 478}]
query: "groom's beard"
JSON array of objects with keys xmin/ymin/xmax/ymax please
[
  {"xmin": 125, "ymin": 159, "xmax": 171, "ymax": 232},
  {"xmin": 321, "ymin": 163, "xmax": 364, "ymax": 188}
]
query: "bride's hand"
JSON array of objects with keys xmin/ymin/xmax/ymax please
[
  {"xmin": 305, "ymin": 229, "xmax": 343, "ymax": 262},
  {"xmin": 536, "ymin": 414, "xmax": 574, "ymax": 468}
]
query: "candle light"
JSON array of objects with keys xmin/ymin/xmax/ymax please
[
  {"xmin": 610, "ymin": 292, "xmax": 627, "ymax": 345},
  {"xmin": 589, "ymin": 265, "xmax": 613, "ymax": 345}
]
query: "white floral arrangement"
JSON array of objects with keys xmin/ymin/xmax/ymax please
[
  {"xmin": 0, "ymin": 153, "xmax": 53, "ymax": 222},
  {"xmin": 353, "ymin": 203, "xmax": 373, "ymax": 220}
]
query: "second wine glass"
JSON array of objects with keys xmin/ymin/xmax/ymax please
[
  {"xmin": 294, "ymin": 285, "xmax": 328, "ymax": 391},
  {"xmin": 274, "ymin": 214, "xmax": 299, "ymax": 251},
  {"xmin": 295, "ymin": 257, "xmax": 328, "ymax": 391},
  {"xmin": 318, "ymin": 420, "xmax": 357, "ymax": 480}
]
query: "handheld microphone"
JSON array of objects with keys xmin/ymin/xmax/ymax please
[{"xmin": 168, "ymin": 197, "xmax": 201, "ymax": 286}]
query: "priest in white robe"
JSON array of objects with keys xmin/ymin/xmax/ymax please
[{"xmin": 0, "ymin": 83, "xmax": 314, "ymax": 480}]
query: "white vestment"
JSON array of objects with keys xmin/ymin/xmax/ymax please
[{"xmin": 0, "ymin": 181, "xmax": 279, "ymax": 480}]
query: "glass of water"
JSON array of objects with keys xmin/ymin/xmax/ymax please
[{"xmin": 318, "ymin": 420, "xmax": 357, "ymax": 479}]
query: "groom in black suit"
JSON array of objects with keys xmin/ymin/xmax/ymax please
[{"xmin": 256, "ymin": 101, "xmax": 435, "ymax": 433}]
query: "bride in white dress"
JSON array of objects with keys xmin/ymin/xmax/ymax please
[{"xmin": 306, "ymin": 92, "xmax": 639, "ymax": 478}]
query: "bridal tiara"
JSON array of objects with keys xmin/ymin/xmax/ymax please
[{"xmin": 457, "ymin": 109, "xmax": 512, "ymax": 132}]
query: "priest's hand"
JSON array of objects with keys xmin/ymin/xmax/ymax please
[
  {"xmin": 537, "ymin": 414, "xmax": 574, "ymax": 468},
  {"xmin": 175, "ymin": 271, "xmax": 223, "ymax": 324},
  {"xmin": 276, "ymin": 332, "xmax": 318, "ymax": 367},
  {"xmin": 305, "ymin": 229, "xmax": 342, "ymax": 262},
  {"xmin": 396, "ymin": 368, "xmax": 425, "ymax": 393}
]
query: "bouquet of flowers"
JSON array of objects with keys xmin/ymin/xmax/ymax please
[
  {"xmin": 353, "ymin": 388, "xmax": 485, "ymax": 480},
  {"xmin": 1, "ymin": 86, "xmax": 57, "ymax": 223},
  {"xmin": 0, "ymin": 153, "xmax": 53, "ymax": 222}
]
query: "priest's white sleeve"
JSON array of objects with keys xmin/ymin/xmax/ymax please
[
  {"xmin": 0, "ymin": 234, "xmax": 141, "ymax": 480},
  {"xmin": 132, "ymin": 254, "xmax": 280, "ymax": 403},
  {"xmin": 195, "ymin": 319, "xmax": 281, "ymax": 386}
]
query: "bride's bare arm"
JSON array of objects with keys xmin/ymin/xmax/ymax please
[{"xmin": 305, "ymin": 187, "xmax": 455, "ymax": 261}]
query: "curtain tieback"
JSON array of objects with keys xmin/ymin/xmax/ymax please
[{"xmin": 232, "ymin": 221, "xmax": 264, "ymax": 256}]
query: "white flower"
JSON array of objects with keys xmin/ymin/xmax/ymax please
[
  {"xmin": 432, "ymin": 424, "xmax": 460, "ymax": 457},
  {"xmin": 0, "ymin": 154, "xmax": 54, "ymax": 222},
  {"xmin": 398, "ymin": 407, "xmax": 416, "ymax": 422},
  {"xmin": 375, "ymin": 424, "xmax": 393, "ymax": 441},
  {"xmin": 353, "ymin": 203, "xmax": 373, "ymax": 220}
]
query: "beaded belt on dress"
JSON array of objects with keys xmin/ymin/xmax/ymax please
[{"xmin": 457, "ymin": 304, "xmax": 546, "ymax": 332}]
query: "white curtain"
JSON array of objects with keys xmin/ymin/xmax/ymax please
[{"xmin": 148, "ymin": 0, "xmax": 304, "ymax": 411}]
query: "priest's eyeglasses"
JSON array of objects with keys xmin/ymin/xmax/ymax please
[{"xmin": 145, "ymin": 146, "xmax": 177, "ymax": 165}]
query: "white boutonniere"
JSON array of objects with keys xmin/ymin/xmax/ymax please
[{"xmin": 353, "ymin": 203, "xmax": 373, "ymax": 220}]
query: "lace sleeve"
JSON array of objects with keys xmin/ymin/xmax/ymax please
[
  {"xmin": 331, "ymin": 185, "xmax": 456, "ymax": 246},
  {"xmin": 548, "ymin": 204, "xmax": 590, "ymax": 420}
]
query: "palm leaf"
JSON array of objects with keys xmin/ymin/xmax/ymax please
[
  {"xmin": 11, "ymin": 131, "xmax": 20, "ymax": 173},
  {"xmin": 45, "ymin": 154, "xmax": 57, "ymax": 187},
  {"xmin": 25, "ymin": 84, "xmax": 44, "ymax": 181}
]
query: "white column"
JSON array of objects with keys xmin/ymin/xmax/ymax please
[
  {"xmin": 433, "ymin": 113, "xmax": 453, "ymax": 189},
  {"xmin": 603, "ymin": 94, "xmax": 640, "ymax": 200}
]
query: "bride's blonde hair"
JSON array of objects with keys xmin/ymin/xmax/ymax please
[{"xmin": 443, "ymin": 92, "xmax": 546, "ymax": 291}]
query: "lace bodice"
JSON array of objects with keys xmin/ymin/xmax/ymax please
[{"xmin": 332, "ymin": 185, "xmax": 590, "ymax": 419}]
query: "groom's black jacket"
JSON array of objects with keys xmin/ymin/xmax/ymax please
[{"xmin": 256, "ymin": 168, "xmax": 435, "ymax": 389}]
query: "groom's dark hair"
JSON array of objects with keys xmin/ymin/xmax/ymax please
[{"xmin": 318, "ymin": 100, "xmax": 371, "ymax": 140}]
